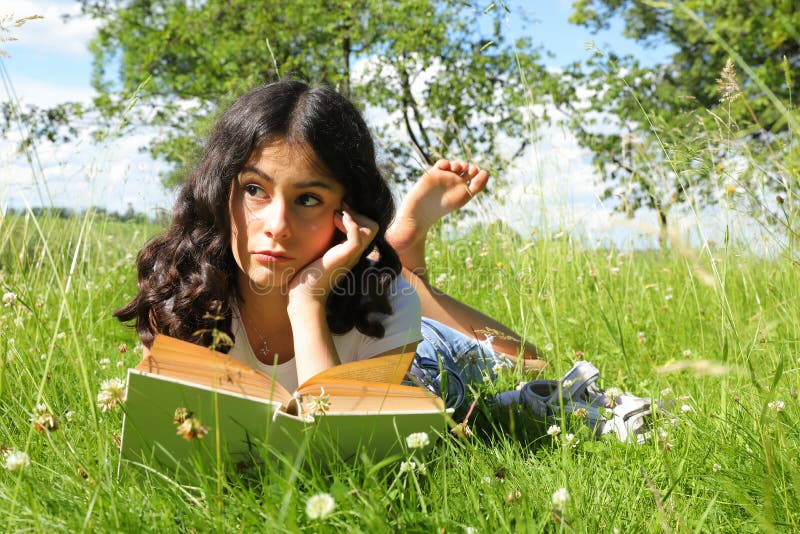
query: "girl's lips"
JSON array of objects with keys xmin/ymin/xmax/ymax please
[{"xmin": 253, "ymin": 252, "xmax": 293, "ymax": 263}]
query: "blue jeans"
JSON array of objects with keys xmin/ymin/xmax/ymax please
[{"xmin": 407, "ymin": 317, "xmax": 511, "ymax": 409}]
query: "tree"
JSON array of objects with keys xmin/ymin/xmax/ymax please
[
  {"xmin": 5, "ymin": 1, "xmax": 562, "ymax": 187},
  {"xmin": 564, "ymin": 0, "xmax": 800, "ymax": 237}
]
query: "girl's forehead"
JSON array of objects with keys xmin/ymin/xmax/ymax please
[{"xmin": 248, "ymin": 140, "xmax": 319, "ymax": 167}]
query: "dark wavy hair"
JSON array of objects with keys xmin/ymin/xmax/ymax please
[{"xmin": 114, "ymin": 81, "xmax": 401, "ymax": 350}]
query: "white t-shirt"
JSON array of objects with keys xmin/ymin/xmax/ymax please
[{"xmin": 226, "ymin": 275, "xmax": 422, "ymax": 392}]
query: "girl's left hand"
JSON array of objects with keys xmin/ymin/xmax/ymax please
[{"xmin": 286, "ymin": 207, "xmax": 378, "ymax": 307}]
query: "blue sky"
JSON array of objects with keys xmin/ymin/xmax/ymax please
[{"xmin": 1, "ymin": 0, "xmax": 697, "ymax": 249}]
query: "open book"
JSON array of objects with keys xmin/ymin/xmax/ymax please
[{"xmin": 120, "ymin": 335, "xmax": 449, "ymax": 471}]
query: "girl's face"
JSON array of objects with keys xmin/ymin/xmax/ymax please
[{"xmin": 230, "ymin": 140, "xmax": 345, "ymax": 293}]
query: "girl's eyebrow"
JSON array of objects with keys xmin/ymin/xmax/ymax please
[{"xmin": 240, "ymin": 165, "xmax": 336, "ymax": 190}]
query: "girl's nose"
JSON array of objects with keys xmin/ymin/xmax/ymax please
[{"xmin": 262, "ymin": 198, "xmax": 291, "ymax": 240}]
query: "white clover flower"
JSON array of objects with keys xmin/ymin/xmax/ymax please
[
  {"xmin": 2, "ymin": 292, "xmax": 17, "ymax": 307},
  {"xmin": 55, "ymin": 332, "xmax": 66, "ymax": 341},
  {"xmin": 682, "ymin": 349, "xmax": 692, "ymax": 356},
  {"xmin": 491, "ymin": 362, "xmax": 506, "ymax": 375},
  {"xmin": 605, "ymin": 387, "xmax": 622, "ymax": 398},
  {"xmin": 660, "ymin": 387, "xmax": 672, "ymax": 397},
  {"xmin": 712, "ymin": 463, "xmax": 722, "ymax": 472},
  {"xmin": 546, "ymin": 425, "xmax": 561, "ymax": 437},
  {"xmin": 96, "ymin": 378, "xmax": 126, "ymax": 413},
  {"xmin": 515, "ymin": 381, "xmax": 526, "ymax": 391},
  {"xmin": 399, "ymin": 460, "xmax": 417, "ymax": 473},
  {"xmin": 4, "ymin": 450, "xmax": 30, "ymax": 471},
  {"xmin": 405, "ymin": 431, "xmax": 430, "ymax": 449},
  {"xmin": 544, "ymin": 343, "xmax": 554, "ymax": 352},
  {"xmin": 99, "ymin": 358, "xmax": 111, "ymax": 370},
  {"xmin": 563, "ymin": 433, "xmax": 579, "ymax": 448},
  {"xmin": 680, "ymin": 404, "xmax": 693, "ymax": 413},
  {"xmin": 551, "ymin": 487, "xmax": 570, "ymax": 508},
  {"xmin": 304, "ymin": 387, "xmax": 331, "ymax": 416},
  {"xmin": 435, "ymin": 273, "xmax": 448, "ymax": 286},
  {"xmin": 768, "ymin": 400, "xmax": 785, "ymax": 412},
  {"xmin": 305, "ymin": 493, "xmax": 335, "ymax": 520}
]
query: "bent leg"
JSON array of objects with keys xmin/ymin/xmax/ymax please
[{"xmin": 403, "ymin": 267, "xmax": 542, "ymax": 364}]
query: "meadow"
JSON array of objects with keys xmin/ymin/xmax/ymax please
[{"xmin": 0, "ymin": 206, "xmax": 798, "ymax": 532}]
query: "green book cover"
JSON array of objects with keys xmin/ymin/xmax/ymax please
[{"xmin": 120, "ymin": 367, "xmax": 450, "ymax": 473}]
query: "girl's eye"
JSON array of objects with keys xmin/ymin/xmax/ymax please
[
  {"xmin": 243, "ymin": 184, "xmax": 267, "ymax": 199},
  {"xmin": 296, "ymin": 194, "xmax": 322, "ymax": 207}
]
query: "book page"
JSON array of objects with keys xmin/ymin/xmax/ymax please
[
  {"xmin": 298, "ymin": 351, "xmax": 415, "ymax": 390},
  {"xmin": 297, "ymin": 381, "xmax": 445, "ymax": 413},
  {"xmin": 140, "ymin": 335, "xmax": 293, "ymax": 404}
]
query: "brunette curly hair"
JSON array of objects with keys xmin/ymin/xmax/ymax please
[{"xmin": 114, "ymin": 81, "xmax": 401, "ymax": 350}]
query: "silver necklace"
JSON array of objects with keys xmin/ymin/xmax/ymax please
[{"xmin": 241, "ymin": 309, "xmax": 269, "ymax": 360}]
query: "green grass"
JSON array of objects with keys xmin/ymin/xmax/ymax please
[{"xmin": 1, "ymin": 208, "xmax": 798, "ymax": 532}]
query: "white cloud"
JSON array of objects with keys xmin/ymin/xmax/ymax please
[
  {"xmin": 4, "ymin": 0, "xmax": 99, "ymax": 57},
  {"xmin": 4, "ymin": 73, "xmax": 94, "ymax": 106},
  {"xmin": 1, "ymin": 125, "xmax": 175, "ymax": 215}
]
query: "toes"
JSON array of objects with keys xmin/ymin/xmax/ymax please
[
  {"xmin": 434, "ymin": 159, "xmax": 451, "ymax": 171},
  {"xmin": 468, "ymin": 169, "xmax": 489, "ymax": 194}
]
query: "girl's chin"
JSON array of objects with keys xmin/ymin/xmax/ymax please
[{"xmin": 241, "ymin": 268, "xmax": 293, "ymax": 294}]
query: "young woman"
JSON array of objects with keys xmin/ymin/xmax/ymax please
[{"xmin": 115, "ymin": 81, "xmax": 542, "ymax": 407}]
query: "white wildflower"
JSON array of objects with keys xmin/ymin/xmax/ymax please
[
  {"xmin": 2, "ymin": 292, "xmax": 16, "ymax": 307},
  {"xmin": 435, "ymin": 273, "xmax": 448, "ymax": 286},
  {"xmin": 660, "ymin": 387, "xmax": 672, "ymax": 397},
  {"xmin": 4, "ymin": 450, "xmax": 30, "ymax": 471},
  {"xmin": 96, "ymin": 378, "xmax": 126, "ymax": 413},
  {"xmin": 399, "ymin": 460, "xmax": 416, "ymax": 473},
  {"xmin": 768, "ymin": 400, "xmax": 785, "ymax": 412},
  {"xmin": 682, "ymin": 349, "xmax": 692, "ymax": 356},
  {"xmin": 544, "ymin": 343, "xmax": 554, "ymax": 352},
  {"xmin": 680, "ymin": 404, "xmax": 693, "ymax": 413},
  {"xmin": 55, "ymin": 332, "xmax": 66, "ymax": 341},
  {"xmin": 304, "ymin": 387, "xmax": 331, "ymax": 416},
  {"xmin": 546, "ymin": 425, "xmax": 561, "ymax": 437},
  {"xmin": 99, "ymin": 358, "xmax": 111, "ymax": 370},
  {"xmin": 712, "ymin": 463, "xmax": 722, "ymax": 472},
  {"xmin": 563, "ymin": 433, "xmax": 579, "ymax": 448},
  {"xmin": 551, "ymin": 487, "xmax": 570, "ymax": 508},
  {"xmin": 405, "ymin": 431, "xmax": 430, "ymax": 449},
  {"xmin": 305, "ymin": 493, "xmax": 335, "ymax": 520}
]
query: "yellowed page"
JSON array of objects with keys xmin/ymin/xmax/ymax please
[
  {"xmin": 296, "ymin": 381, "xmax": 445, "ymax": 413},
  {"xmin": 138, "ymin": 335, "xmax": 292, "ymax": 404},
  {"xmin": 298, "ymin": 351, "xmax": 415, "ymax": 389}
]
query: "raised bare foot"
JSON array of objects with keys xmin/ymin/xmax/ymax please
[{"xmin": 387, "ymin": 159, "xmax": 489, "ymax": 277}]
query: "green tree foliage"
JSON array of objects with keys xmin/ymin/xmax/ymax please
[
  {"xmin": 5, "ymin": 0, "xmax": 560, "ymax": 187},
  {"xmin": 565, "ymin": 0, "xmax": 800, "ymax": 234}
]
